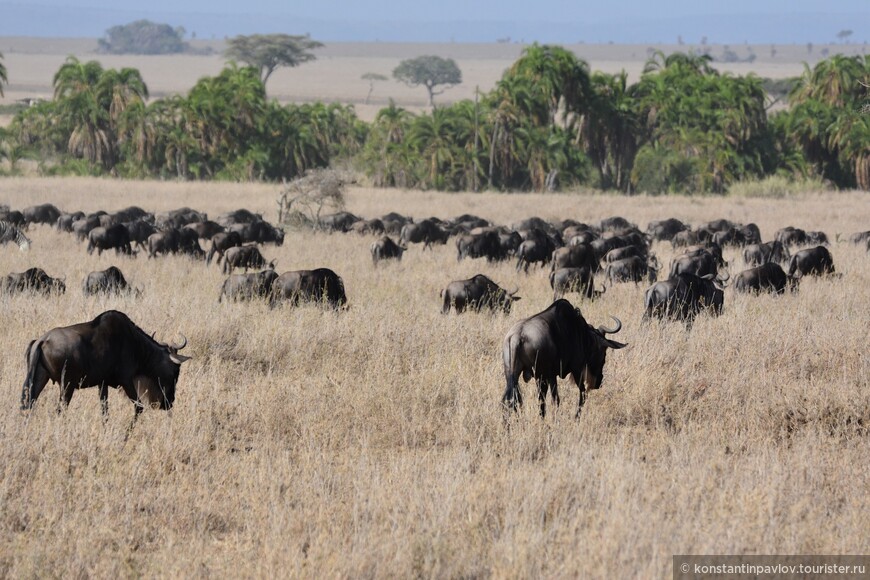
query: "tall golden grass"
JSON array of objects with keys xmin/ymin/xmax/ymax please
[{"xmin": 0, "ymin": 178, "xmax": 868, "ymax": 577}]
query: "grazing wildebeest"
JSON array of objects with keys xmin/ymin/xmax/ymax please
[
  {"xmin": 270, "ymin": 268, "xmax": 347, "ymax": 309},
  {"xmin": 843, "ymin": 230, "xmax": 870, "ymax": 245},
  {"xmin": 370, "ymin": 235, "xmax": 406, "ymax": 264},
  {"xmin": 734, "ymin": 263, "xmax": 798, "ymax": 295},
  {"xmin": 219, "ymin": 269, "xmax": 279, "ymax": 303},
  {"xmin": 502, "ymin": 299, "xmax": 626, "ymax": 418},
  {"xmin": 549, "ymin": 266, "xmax": 603, "ymax": 300},
  {"xmin": 805, "ymin": 231, "xmax": 830, "ymax": 246},
  {"xmin": 23, "ymin": 203, "xmax": 62, "ymax": 227},
  {"xmin": 21, "ymin": 310, "xmax": 189, "ymax": 420},
  {"xmin": 147, "ymin": 230, "xmax": 180, "ymax": 258},
  {"xmin": 351, "ymin": 218, "xmax": 385, "ymax": 235},
  {"xmin": 598, "ymin": 216, "xmax": 635, "ymax": 232},
  {"xmin": 3, "ymin": 267, "xmax": 66, "ymax": 295},
  {"xmin": 400, "ymin": 219, "xmax": 450, "ymax": 250},
  {"xmin": 671, "ymin": 229, "xmax": 700, "ymax": 248},
  {"xmin": 83, "ymin": 266, "xmax": 138, "ymax": 296},
  {"xmin": 230, "ymin": 220, "xmax": 285, "ymax": 246},
  {"xmin": 647, "ymin": 218, "xmax": 689, "ymax": 242},
  {"xmin": 603, "ymin": 245, "xmax": 647, "ymax": 263},
  {"xmin": 87, "ymin": 224, "xmax": 133, "ymax": 256},
  {"xmin": 743, "ymin": 241, "xmax": 790, "ymax": 266},
  {"xmin": 318, "ymin": 211, "xmax": 361, "ymax": 233},
  {"xmin": 124, "ymin": 219, "xmax": 158, "ymax": 251},
  {"xmin": 669, "ymin": 247, "xmax": 724, "ymax": 279},
  {"xmin": 643, "ymin": 273, "xmax": 726, "ymax": 325},
  {"xmin": 440, "ymin": 274, "xmax": 519, "ymax": 314},
  {"xmin": 56, "ymin": 212, "xmax": 85, "ymax": 232},
  {"xmin": 604, "ymin": 256, "xmax": 659, "ymax": 285},
  {"xmin": 111, "ymin": 206, "xmax": 151, "ymax": 224},
  {"xmin": 222, "ymin": 245, "xmax": 273, "ymax": 274},
  {"xmin": 775, "ymin": 226, "xmax": 808, "ymax": 248},
  {"xmin": 788, "ymin": 246, "xmax": 836, "ymax": 278},
  {"xmin": 156, "ymin": 207, "xmax": 207, "ymax": 229},
  {"xmin": 0, "ymin": 220, "xmax": 31, "ymax": 251},
  {"xmin": 206, "ymin": 231, "xmax": 243, "ymax": 266},
  {"xmin": 455, "ymin": 230, "xmax": 507, "ymax": 262},
  {"xmin": 380, "ymin": 212, "xmax": 413, "ymax": 235}
]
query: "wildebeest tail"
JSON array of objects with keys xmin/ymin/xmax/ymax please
[{"xmin": 21, "ymin": 339, "xmax": 42, "ymax": 409}]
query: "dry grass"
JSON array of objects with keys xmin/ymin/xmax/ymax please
[{"xmin": 0, "ymin": 178, "xmax": 868, "ymax": 577}]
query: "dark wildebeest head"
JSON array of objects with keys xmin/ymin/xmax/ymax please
[
  {"xmin": 21, "ymin": 310, "xmax": 190, "ymax": 420},
  {"xmin": 270, "ymin": 268, "xmax": 347, "ymax": 310},
  {"xmin": 734, "ymin": 263, "xmax": 798, "ymax": 295},
  {"xmin": 83, "ymin": 266, "xmax": 138, "ymax": 296},
  {"xmin": 502, "ymin": 299, "xmax": 626, "ymax": 418},
  {"xmin": 371, "ymin": 235, "xmax": 406, "ymax": 265},
  {"xmin": 788, "ymin": 246, "xmax": 836, "ymax": 278},
  {"xmin": 441, "ymin": 274, "xmax": 520, "ymax": 314}
]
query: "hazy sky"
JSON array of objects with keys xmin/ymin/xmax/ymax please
[{"xmin": 2, "ymin": 0, "xmax": 868, "ymax": 43}]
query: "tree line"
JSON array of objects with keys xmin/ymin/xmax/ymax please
[{"xmin": 0, "ymin": 45, "xmax": 867, "ymax": 192}]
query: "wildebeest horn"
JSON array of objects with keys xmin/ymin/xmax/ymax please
[
  {"xmin": 717, "ymin": 270, "xmax": 730, "ymax": 282},
  {"xmin": 509, "ymin": 285, "xmax": 519, "ymax": 296},
  {"xmin": 598, "ymin": 316, "xmax": 622, "ymax": 334},
  {"xmin": 171, "ymin": 334, "xmax": 188, "ymax": 350}
]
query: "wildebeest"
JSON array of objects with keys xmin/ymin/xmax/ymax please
[
  {"xmin": 604, "ymin": 256, "xmax": 659, "ymax": 285},
  {"xmin": 805, "ymin": 231, "xmax": 830, "ymax": 246},
  {"xmin": 775, "ymin": 226, "xmax": 808, "ymax": 248},
  {"xmin": 843, "ymin": 230, "xmax": 870, "ymax": 245},
  {"xmin": 23, "ymin": 203, "xmax": 62, "ymax": 227},
  {"xmin": 183, "ymin": 220, "xmax": 224, "ymax": 240},
  {"xmin": 743, "ymin": 241, "xmax": 790, "ymax": 266},
  {"xmin": 643, "ymin": 273, "xmax": 725, "ymax": 325},
  {"xmin": 83, "ymin": 266, "xmax": 138, "ymax": 296},
  {"xmin": 230, "ymin": 220, "xmax": 285, "ymax": 246},
  {"xmin": 270, "ymin": 268, "xmax": 347, "ymax": 309},
  {"xmin": 222, "ymin": 245, "xmax": 273, "ymax": 273},
  {"xmin": 598, "ymin": 216, "xmax": 635, "ymax": 232},
  {"xmin": 20, "ymin": 310, "xmax": 190, "ymax": 420},
  {"xmin": 669, "ymin": 246, "xmax": 724, "ymax": 279},
  {"xmin": 455, "ymin": 230, "xmax": 507, "ymax": 262},
  {"xmin": 400, "ymin": 219, "xmax": 450, "ymax": 250},
  {"xmin": 318, "ymin": 211, "xmax": 361, "ymax": 233},
  {"xmin": 3, "ymin": 267, "xmax": 66, "ymax": 295},
  {"xmin": 219, "ymin": 269, "xmax": 279, "ymax": 303},
  {"xmin": 72, "ymin": 215, "xmax": 102, "ymax": 241},
  {"xmin": 124, "ymin": 219, "xmax": 158, "ymax": 251},
  {"xmin": 380, "ymin": 212, "xmax": 413, "ymax": 235},
  {"xmin": 0, "ymin": 209, "xmax": 25, "ymax": 227},
  {"xmin": 788, "ymin": 246, "xmax": 836, "ymax": 278},
  {"xmin": 647, "ymin": 218, "xmax": 689, "ymax": 242},
  {"xmin": 734, "ymin": 263, "xmax": 798, "ymax": 295},
  {"xmin": 370, "ymin": 235, "xmax": 406, "ymax": 264},
  {"xmin": 56, "ymin": 211, "xmax": 85, "ymax": 232},
  {"xmin": 441, "ymin": 274, "xmax": 519, "ymax": 314},
  {"xmin": 147, "ymin": 228, "xmax": 203, "ymax": 259},
  {"xmin": 206, "ymin": 231, "xmax": 243, "ymax": 266},
  {"xmin": 216, "ymin": 208, "xmax": 262, "ymax": 226},
  {"xmin": 155, "ymin": 207, "xmax": 207, "ymax": 229},
  {"xmin": 671, "ymin": 229, "xmax": 700, "ymax": 248},
  {"xmin": 502, "ymin": 299, "xmax": 626, "ymax": 418},
  {"xmin": 87, "ymin": 224, "xmax": 133, "ymax": 256},
  {"xmin": 549, "ymin": 266, "xmax": 604, "ymax": 300},
  {"xmin": 351, "ymin": 218, "xmax": 385, "ymax": 235}
]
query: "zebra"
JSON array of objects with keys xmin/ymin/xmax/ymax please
[{"xmin": 0, "ymin": 221, "xmax": 31, "ymax": 251}]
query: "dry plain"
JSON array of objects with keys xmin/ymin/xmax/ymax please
[{"xmin": 0, "ymin": 177, "xmax": 868, "ymax": 577}]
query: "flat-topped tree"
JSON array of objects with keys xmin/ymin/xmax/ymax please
[
  {"xmin": 361, "ymin": 72, "xmax": 388, "ymax": 105},
  {"xmin": 393, "ymin": 56, "xmax": 462, "ymax": 108},
  {"xmin": 225, "ymin": 34, "xmax": 324, "ymax": 90},
  {"xmin": 0, "ymin": 51, "xmax": 6, "ymax": 97}
]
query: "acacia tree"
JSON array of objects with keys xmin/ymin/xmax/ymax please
[
  {"xmin": 361, "ymin": 72, "xmax": 388, "ymax": 104},
  {"xmin": 393, "ymin": 56, "xmax": 462, "ymax": 108},
  {"xmin": 224, "ymin": 34, "xmax": 323, "ymax": 88}
]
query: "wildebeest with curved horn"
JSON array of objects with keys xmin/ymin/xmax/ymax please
[
  {"xmin": 734, "ymin": 263, "xmax": 798, "ymax": 295},
  {"xmin": 788, "ymin": 246, "xmax": 836, "ymax": 278},
  {"xmin": 21, "ymin": 310, "xmax": 190, "ymax": 421},
  {"xmin": 441, "ymin": 274, "xmax": 519, "ymax": 314},
  {"xmin": 83, "ymin": 266, "xmax": 139, "ymax": 296},
  {"xmin": 370, "ymin": 235, "xmax": 406, "ymax": 265},
  {"xmin": 502, "ymin": 300, "xmax": 626, "ymax": 418},
  {"xmin": 270, "ymin": 268, "xmax": 347, "ymax": 309}
]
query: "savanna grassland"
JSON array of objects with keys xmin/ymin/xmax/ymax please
[{"xmin": 0, "ymin": 177, "xmax": 868, "ymax": 577}]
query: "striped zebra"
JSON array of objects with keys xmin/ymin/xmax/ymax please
[{"xmin": 0, "ymin": 220, "xmax": 31, "ymax": 251}]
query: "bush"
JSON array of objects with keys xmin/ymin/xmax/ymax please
[
  {"xmin": 630, "ymin": 146, "xmax": 702, "ymax": 195},
  {"xmin": 98, "ymin": 20, "xmax": 189, "ymax": 55}
]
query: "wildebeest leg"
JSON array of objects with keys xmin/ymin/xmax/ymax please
[
  {"xmin": 59, "ymin": 382, "xmax": 75, "ymax": 413},
  {"xmin": 99, "ymin": 383, "xmax": 109, "ymax": 419},
  {"xmin": 575, "ymin": 388, "xmax": 587, "ymax": 419},
  {"xmin": 550, "ymin": 379, "xmax": 560, "ymax": 410},
  {"xmin": 536, "ymin": 378, "xmax": 550, "ymax": 417}
]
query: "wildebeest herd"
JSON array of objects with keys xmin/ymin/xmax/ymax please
[{"xmin": 2, "ymin": 201, "xmax": 867, "ymax": 425}]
